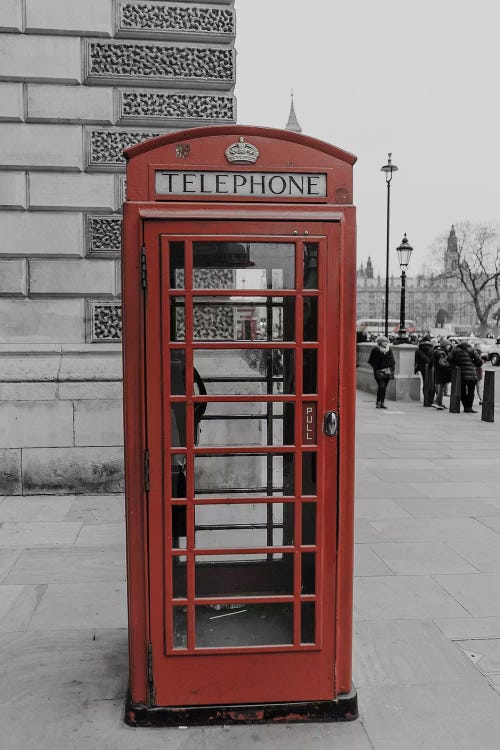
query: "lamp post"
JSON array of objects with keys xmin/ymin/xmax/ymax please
[
  {"xmin": 396, "ymin": 233, "xmax": 413, "ymax": 343},
  {"xmin": 381, "ymin": 153, "xmax": 398, "ymax": 337}
]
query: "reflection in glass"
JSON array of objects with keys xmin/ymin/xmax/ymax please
[
  {"xmin": 303, "ymin": 244, "xmax": 318, "ymax": 289},
  {"xmin": 179, "ymin": 297, "xmax": 295, "ymax": 342},
  {"xmin": 173, "ymin": 606, "xmax": 187, "ymax": 649},
  {"xmin": 171, "ymin": 454, "xmax": 187, "ymax": 499},
  {"xmin": 195, "ymin": 603, "xmax": 293, "ymax": 647},
  {"xmin": 301, "ymin": 552, "xmax": 315, "ymax": 594},
  {"xmin": 301, "ymin": 602, "xmax": 315, "ymax": 644},
  {"xmin": 198, "ymin": 402, "xmax": 294, "ymax": 447},
  {"xmin": 195, "ymin": 553, "xmax": 294, "ymax": 597},
  {"xmin": 302, "ymin": 453, "xmax": 317, "ymax": 496},
  {"xmin": 194, "ymin": 453, "xmax": 294, "ymax": 497},
  {"xmin": 193, "ymin": 349, "xmax": 295, "ymax": 396},
  {"xmin": 169, "ymin": 242, "xmax": 184, "ymax": 289},
  {"xmin": 192, "ymin": 242, "xmax": 295, "ymax": 290},
  {"xmin": 303, "ymin": 349, "xmax": 317, "ymax": 394},
  {"xmin": 194, "ymin": 503, "xmax": 294, "ymax": 548},
  {"xmin": 302, "ymin": 503, "xmax": 316, "ymax": 545},
  {"xmin": 170, "ymin": 350, "xmax": 186, "ymax": 394},
  {"xmin": 172, "ymin": 506, "xmax": 187, "ymax": 548},
  {"xmin": 303, "ymin": 297, "xmax": 318, "ymax": 342},
  {"xmin": 172, "ymin": 555, "xmax": 187, "ymax": 597}
]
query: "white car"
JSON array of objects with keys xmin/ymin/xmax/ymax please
[{"xmin": 488, "ymin": 339, "xmax": 500, "ymax": 366}]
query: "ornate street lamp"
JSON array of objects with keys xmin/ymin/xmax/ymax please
[
  {"xmin": 381, "ymin": 153, "xmax": 398, "ymax": 337},
  {"xmin": 395, "ymin": 233, "xmax": 413, "ymax": 343}
]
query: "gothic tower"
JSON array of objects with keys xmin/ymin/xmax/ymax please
[
  {"xmin": 285, "ymin": 92, "xmax": 302, "ymax": 133},
  {"xmin": 444, "ymin": 225, "xmax": 459, "ymax": 273}
]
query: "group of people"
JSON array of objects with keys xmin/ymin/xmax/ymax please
[{"xmin": 368, "ymin": 334, "xmax": 484, "ymax": 412}]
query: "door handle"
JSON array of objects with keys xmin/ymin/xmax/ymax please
[{"xmin": 323, "ymin": 410, "xmax": 338, "ymax": 437}]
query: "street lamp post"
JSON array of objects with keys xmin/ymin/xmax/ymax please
[
  {"xmin": 396, "ymin": 233, "xmax": 413, "ymax": 343},
  {"xmin": 381, "ymin": 153, "xmax": 398, "ymax": 337}
]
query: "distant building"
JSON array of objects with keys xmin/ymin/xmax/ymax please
[{"xmin": 357, "ymin": 227, "xmax": 482, "ymax": 332}]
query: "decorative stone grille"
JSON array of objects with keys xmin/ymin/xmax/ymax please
[
  {"xmin": 120, "ymin": 90, "xmax": 235, "ymax": 123},
  {"xmin": 86, "ymin": 215, "xmax": 122, "ymax": 257},
  {"xmin": 85, "ymin": 40, "xmax": 234, "ymax": 84},
  {"xmin": 175, "ymin": 304, "xmax": 235, "ymax": 340},
  {"xmin": 87, "ymin": 128, "xmax": 164, "ymax": 169},
  {"xmin": 118, "ymin": 3, "xmax": 235, "ymax": 36},
  {"xmin": 87, "ymin": 300, "xmax": 123, "ymax": 343},
  {"xmin": 175, "ymin": 269, "xmax": 234, "ymax": 289}
]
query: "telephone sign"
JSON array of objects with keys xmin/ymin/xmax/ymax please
[{"xmin": 122, "ymin": 125, "xmax": 357, "ymax": 726}]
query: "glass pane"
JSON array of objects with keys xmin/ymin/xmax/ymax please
[
  {"xmin": 302, "ymin": 453, "xmax": 317, "ymax": 496},
  {"xmin": 195, "ymin": 553, "xmax": 294, "ymax": 597},
  {"xmin": 301, "ymin": 552, "xmax": 315, "ymax": 594},
  {"xmin": 303, "ymin": 350, "xmax": 317, "ymax": 394},
  {"xmin": 303, "ymin": 243, "xmax": 318, "ymax": 289},
  {"xmin": 170, "ymin": 350, "xmax": 186, "ymax": 394},
  {"xmin": 198, "ymin": 401, "xmax": 294, "ymax": 447},
  {"xmin": 170, "ymin": 297, "xmax": 185, "ymax": 341},
  {"xmin": 171, "ymin": 455, "xmax": 187, "ymax": 498},
  {"xmin": 172, "ymin": 506, "xmax": 187, "ymax": 547},
  {"xmin": 301, "ymin": 602, "xmax": 315, "ymax": 644},
  {"xmin": 193, "ymin": 242, "xmax": 295, "ymax": 289},
  {"xmin": 173, "ymin": 606, "xmax": 187, "ymax": 649},
  {"xmin": 193, "ymin": 349, "xmax": 295, "ymax": 395},
  {"xmin": 194, "ymin": 453, "xmax": 294, "ymax": 497},
  {"xmin": 195, "ymin": 603, "xmax": 293, "ymax": 648},
  {"xmin": 302, "ymin": 503, "xmax": 316, "ymax": 545},
  {"xmin": 170, "ymin": 404, "xmax": 186, "ymax": 447},
  {"xmin": 172, "ymin": 555, "xmax": 187, "ymax": 597},
  {"xmin": 169, "ymin": 242, "xmax": 184, "ymax": 289},
  {"xmin": 189, "ymin": 297, "xmax": 294, "ymax": 342},
  {"xmin": 303, "ymin": 297, "xmax": 318, "ymax": 342},
  {"xmin": 194, "ymin": 503, "xmax": 294, "ymax": 548}
]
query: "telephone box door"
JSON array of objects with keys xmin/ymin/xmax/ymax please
[{"xmin": 144, "ymin": 217, "xmax": 341, "ymax": 707}]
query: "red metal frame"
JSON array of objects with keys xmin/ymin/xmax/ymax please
[{"xmin": 122, "ymin": 126, "xmax": 357, "ymax": 720}]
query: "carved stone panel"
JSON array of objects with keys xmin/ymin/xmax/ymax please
[
  {"xmin": 86, "ymin": 215, "xmax": 122, "ymax": 257},
  {"xmin": 118, "ymin": 89, "xmax": 235, "ymax": 126},
  {"xmin": 86, "ymin": 127, "xmax": 168, "ymax": 170},
  {"xmin": 84, "ymin": 39, "xmax": 235, "ymax": 89},
  {"xmin": 116, "ymin": 2, "xmax": 235, "ymax": 43},
  {"xmin": 87, "ymin": 299, "xmax": 123, "ymax": 342}
]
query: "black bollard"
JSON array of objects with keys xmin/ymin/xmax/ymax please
[
  {"xmin": 449, "ymin": 366, "xmax": 461, "ymax": 413},
  {"xmin": 423, "ymin": 363, "xmax": 434, "ymax": 407},
  {"xmin": 481, "ymin": 370, "xmax": 495, "ymax": 422}
]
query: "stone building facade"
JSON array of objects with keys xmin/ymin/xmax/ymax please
[
  {"xmin": 0, "ymin": 0, "xmax": 235, "ymax": 495},
  {"xmin": 357, "ymin": 227, "xmax": 486, "ymax": 332}
]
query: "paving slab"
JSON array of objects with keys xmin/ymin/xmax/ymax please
[
  {"xmin": 0, "ymin": 584, "xmax": 46, "ymax": 632},
  {"xmin": 66, "ymin": 494, "xmax": 125, "ymax": 522},
  {"xmin": 370, "ymin": 541, "xmax": 478, "ymax": 575},
  {"xmin": 75, "ymin": 522, "xmax": 126, "ymax": 546},
  {"xmin": 358, "ymin": 682, "xmax": 500, "ymax": 750},
  {"xmin": 353, "ymin": 619, "xmax": 483, "ymax": 687},
  {"xmin": 433, "ymin": 617, "xmax": 500, "ymax": 640},
  {"xmin": 0, "ymin": 521, "xmax": 82, "ymax": 547},
  {"xmin": 354, "ymin": 544, "xmax": 393, "ymax": 577},
  {"xmin": 4, "ymin": 546, "xmax": 126, "ymax": 584},
  {"xmin": 27, "ymin": 582, "xmax": 127, "ymax": 630},
  {"xmin": 455, "ymin": 638, "xmax": 500, "ymax": 675},
  {"xmin": 354, "ymin": 575, "xmax": 470, "ymax": 620},
  {"xmin": 0, "ymin": 549, "xmax": 21, "ymax": 582},
  {"xmin": 434, "ymin": 573, "xmax": 500, "ymax": 617},
  {"xmin": 0, "ymin": 495, "xmax": 75, "ymax": 522},
  {"xmin": 446, "ymin": 537, "xmax": 500, "ymax": 572},
  {"xmin": 397, "ymin": 497, "xmax": 500, "ymax": 518},
  {"xmin": 354, "ymin": 498, "xmax": 412, "ymax": 520}
]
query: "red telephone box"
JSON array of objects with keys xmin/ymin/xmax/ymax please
[{"xmin": 122, "ymin": 126, "xmax": 357, "ymax": 726}]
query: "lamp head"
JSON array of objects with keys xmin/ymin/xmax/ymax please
[
  {"xmin": 381, "ymin": 152, "xmax": 398, "ymax": 183},
  {"xmin": 396, "ymin": 233, "xmax": 413, "ymax": 270}
]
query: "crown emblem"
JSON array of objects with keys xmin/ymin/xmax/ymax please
[{"xmin": 225, "ymin": 137, "xmax": 259, "ymax": 164}]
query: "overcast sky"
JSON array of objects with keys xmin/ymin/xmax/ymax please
[{"xmin": 234, "ymin": 0, "xmax": 500, "ymax": 276}]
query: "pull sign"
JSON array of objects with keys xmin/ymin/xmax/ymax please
[{"xmin": 302, "ymin": 403, "xmax": 317, "ymax": 445}]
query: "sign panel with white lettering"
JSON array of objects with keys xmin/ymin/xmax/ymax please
[{"xmin": 155, "ymin": 170, "xmax": 327, "ymax": 198}]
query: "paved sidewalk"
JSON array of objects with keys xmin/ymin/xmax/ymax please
[{"xmin": 1, "ymin": 393, "xmax": 500, "ymax": 748}]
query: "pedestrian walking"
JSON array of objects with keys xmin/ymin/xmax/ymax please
[
  {"xmin": 432, "ymin": 339, "xmax": 452, "ymax": 409},
  {"xmin": 414, "ymin": 334, "xmax": 434, "ymax": 396},
  {"xmin": 449, "ymin": 341, "xmax": 483, "ymax": 413},
  {"xmin": 368, "ymin": 336, "xmax": 395, "ymax": 409},
  {"xmin": 474, "ymin": 345, "xmax": 484, "ymax": 404}
]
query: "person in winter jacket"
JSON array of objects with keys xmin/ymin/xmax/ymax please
[
  {"xmin": 449, "ymin": 341, "xmax": 483, "ymax": 412},
  {"xmin": 414, "ymin": 334, "xmax": 434, "ymax": 395},
  {"xmin": 368, "ymin": 336, "xmax": 396, "ymax": 409},
  {"xmin": 432, "ymin": 339, "xmax": 452, "ymax": 409}
]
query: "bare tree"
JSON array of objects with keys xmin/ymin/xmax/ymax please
[{"xmin": 439, "ymin": 221, "xmax": 500, "ymax": 335}]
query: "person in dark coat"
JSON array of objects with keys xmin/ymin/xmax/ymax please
[
  {"xmin": 368, "ymin": 336, "xmax": 396, "ymax": 409},
  {"xmin": 414, "ymin": 334, "xmax": 434, "ymax": 395},
  {"xmin": 449, "ymin": 341, "xmax": 483, "ymax": 412},
  {"xmin": 432, "ymin": 339, "xmax": 452, "ymax": 409}
]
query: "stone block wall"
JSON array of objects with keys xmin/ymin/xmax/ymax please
[{"xmin": 0, "ymin": 0, "xmax": 235, "ymax": 494}]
